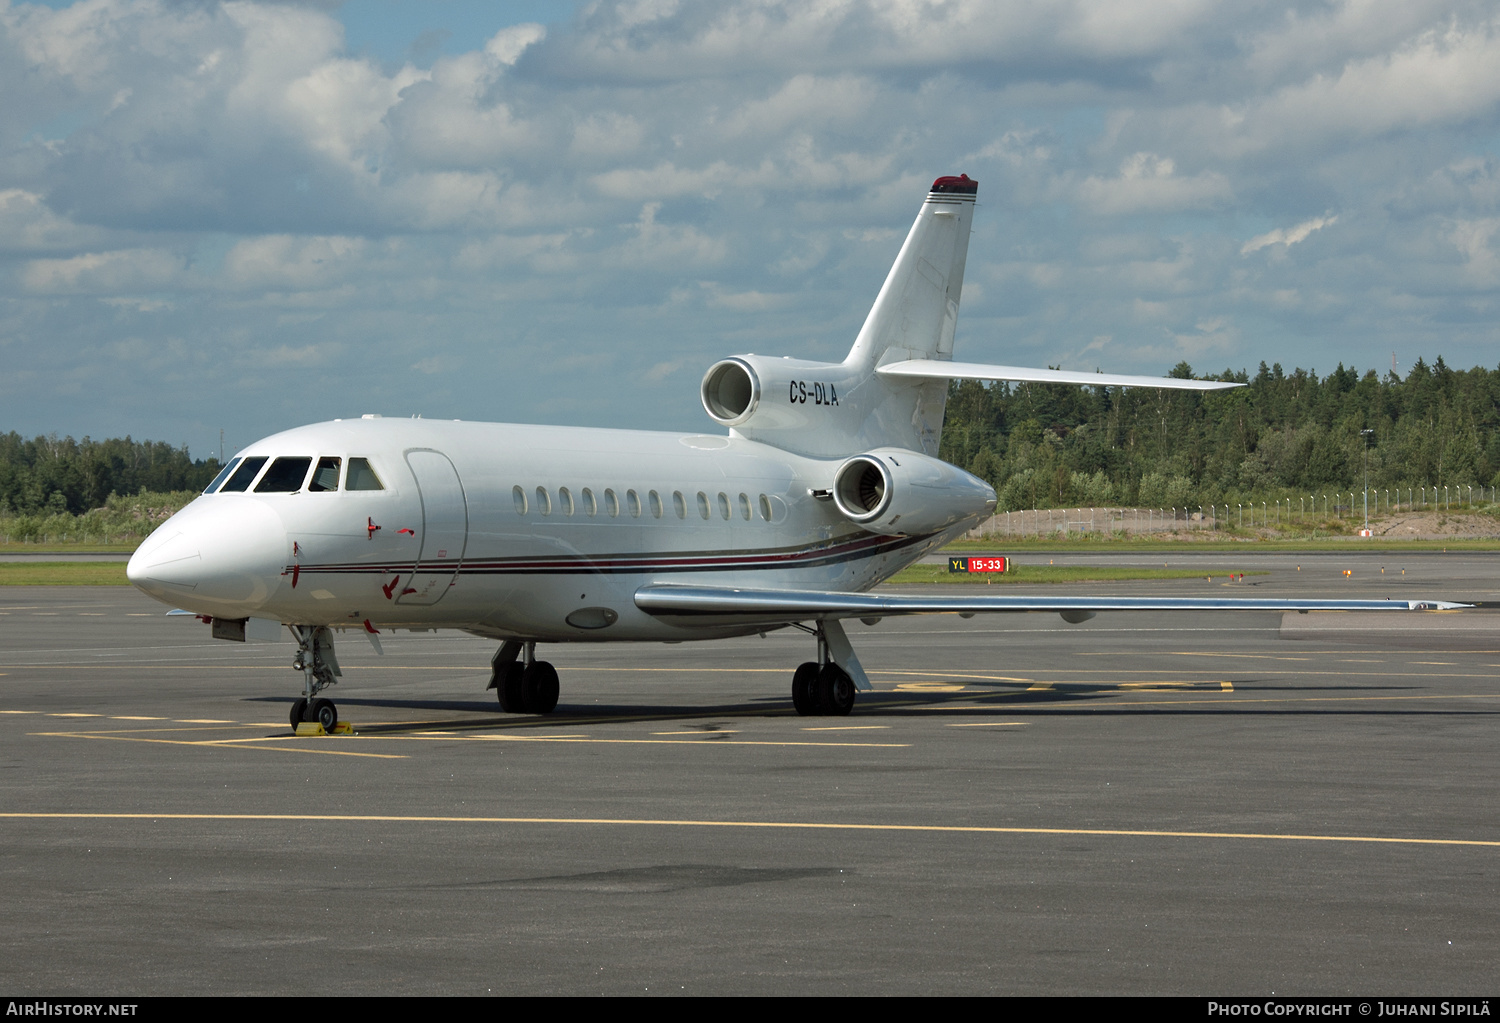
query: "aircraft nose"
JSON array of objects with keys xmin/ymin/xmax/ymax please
[{"xmin": 127, "ymin": 497, "xmax": 287, "ymax": 613}]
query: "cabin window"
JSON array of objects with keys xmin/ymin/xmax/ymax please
[
  {"xmin": 582, "ymin": 487, "xmax": 597, "ymax": 517},
  {"xmin": 308, "ymin": 457, "xmax": 341, "ymax": 492},
  {"xmin": 759, "ymin": 494, "xmax": 773, "ymax": 521},
  {"xmin": 205, "ymin": 458, "xmax": 241, "ymax": 493},
  {"xmin": 717, "ymin": 492, "xmax": 731, "ymax": 520},
  {"xmin": 219, "ymin": 456, "xmax": 267, "ymax": 493},
  {"xmin": 696, "ymin": 491, "xmax": 710, "ymax": 519},
  {"xmin": 648, "ymin": 490, "xmax": 663, "ymax": 518},
  {"xmin": 558, "ymin": 487, "xmax": 575, "ymax": 516},
  {"xmin": 255, "ymin": 457, "xmax": 312, "ymax": 493},
  {"xmin": 672, "ymin": 491, "xmax": 686, "ymax": 519},
  {"xmin": 626, "ymin": 489, "xmax": 642, "ymax": 518},
  {"xmin": 536, "ymin": 486, "xmax": 552, "ymax": 516},
  {"xmin": 513, "ymin": 485, "xmax": 528, "ymax": 515},
  {"xmin": 604, "ymin": 488, "xmax": 619, "ymax": 518},
  {"xmin": 346, "ymin": 458, "xmax": 384, "ymax": 491},
  {"xmin": 739, "ymin": 493, "xmax": 752, "ymax": 520}
]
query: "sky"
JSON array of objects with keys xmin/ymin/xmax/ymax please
[{"xmin": 3, "ymin": 0, "xmax": 1499, "ymax": 461}]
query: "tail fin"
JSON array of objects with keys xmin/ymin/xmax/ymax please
[
  {"xmin": 845, "ymin": 174, "xmax": 976, "ymax": 373},
  {"xmin": 842, "ymin": 175, "xmax": 976, "ymax": 454}
]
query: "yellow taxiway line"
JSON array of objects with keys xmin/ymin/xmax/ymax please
[{"xmin": 0, "ymin": 812, "xmax": 1495, "ymax": 849}]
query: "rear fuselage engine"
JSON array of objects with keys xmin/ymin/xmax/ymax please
[{"xmin": 831, "ymin": 448, "xmax": 995, "ymax": 537}]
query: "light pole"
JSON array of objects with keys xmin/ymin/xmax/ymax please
[{"xmin": 1361, "ymin": 429, "xmax": 1374, "ymax": 532}]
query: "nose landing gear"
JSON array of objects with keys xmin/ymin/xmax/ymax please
[{"xmin": 289, "ymin": 625, "xmax": 341, "ymax": 731}]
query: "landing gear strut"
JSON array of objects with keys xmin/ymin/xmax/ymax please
[
  {"xmin": 289, "ymin": 625, "xmax": 341, "ymax": 731},
  {"xmin": 489, "ymin": 640, "xmax": 560, "ymax": 715},
  {"xmin": 791, "ymin": 621, "xmax": 856, "ymax": 717}
]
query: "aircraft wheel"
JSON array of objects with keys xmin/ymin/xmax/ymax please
[
  {"xmin": 523, "ymin": 661, "xmax": 560, "ymax": 715},
  {"xmin": 312, "ymin": 698, "xmax": 338, "ymax": 732},
  {"xmin": 791, "ymin": 662, "xmax": 821, "ymax": 716},
  {"xmin": 289, "ymin": 698, "xmax": 307, "ymax": 730},
  {"xmin": 495, "ymin": 662, "xmax": 525, "ymax": 712},
  {"xmin": 816, "ymin": 664, "xmax": 856, "ymax": 717}
]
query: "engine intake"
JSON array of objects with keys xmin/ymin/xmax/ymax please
[
  {"xmin": 831, "ymin": 449, "xmax": 995, "ymax": 536},
  {"xmin": 832, "ymin": 456, "xmax": 892, "ymax": 522},
  {"xmin": 701, "ymin": 358, "xmax": 759, "ymax": 426}
]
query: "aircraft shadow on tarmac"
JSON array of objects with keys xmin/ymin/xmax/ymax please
[{"xmin": 239, "ymin": 679, "xmax": 1488, "ymax": 734}]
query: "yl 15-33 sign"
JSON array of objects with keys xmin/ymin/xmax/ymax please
[{"xmin": 949, "ymin": 556, "xmax": 1008, "ymax": 573}]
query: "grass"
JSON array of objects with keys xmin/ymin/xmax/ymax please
[
  {"xmin": 0, "ymin": 562, "xmax": 130, "ymax": 586},
  {"xmin": 888, "ymin": 564, "xmax": 1267, "ymax": 585},
  {"xmin": 0, "ymin": 542, "xmax": 141, "ymax": 554}
]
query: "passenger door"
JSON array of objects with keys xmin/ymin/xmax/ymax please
[{"xmin": 396, "ymin": 449, "xmax": 468, "ymax": 606}]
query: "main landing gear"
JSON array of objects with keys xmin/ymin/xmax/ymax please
[
  {"xmin": 790, "ymin": 621, "xmax": 857, "ymax": 717},
  {"xmin": 289, "ymin": 625, "xmax": 342, "ymax": 731},
  {"xmin": 488, "ymin": 640, "xmax": 560, "ymax": 715}
]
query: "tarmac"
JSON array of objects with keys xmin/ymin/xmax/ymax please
[{"xmin": 1, "ymin": 552, "xmax": 1497, "ymax": 995}]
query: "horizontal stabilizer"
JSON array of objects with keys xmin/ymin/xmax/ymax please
[
  {"xmin": 876, "ymin": 360, "xmax": 1241, "ymax": 391},
  {"xmin": 636, "ymin": 583, "xmax": 1467, "ymax": 628}
]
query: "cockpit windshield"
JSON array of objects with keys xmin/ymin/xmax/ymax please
[
  {"xmin": 254, "ymin": 457, "xmax": 312, "ymax": 493},
  {"xmin": 204, "ymin": 458, "xmax": 241, "ymax": 494},
  {"xmin": 218, "ymin": 456, "xmax": 268, "ymax": 492}
]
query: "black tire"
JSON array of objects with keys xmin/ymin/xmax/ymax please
[
  {"xmin": 496, "ymin": 662, "xmax": 526, "ymax": 712},
  {"xmin": 312, "ymin": 698, "xmax": 338, "ymax": 732},
  {"xmin": 523, "ymin": 661, "xmax": 560, "ymax": 715},
  {"xmin": 289, "ymin": 698, "xmax": 307, "ymax": 730},
  {"xmin": 791, "ymin": 662, "xmax": 821, "ymax": 716},
  {"xmin": 817, "ymin": 664, "xmax": 856, "ymax": 717}
]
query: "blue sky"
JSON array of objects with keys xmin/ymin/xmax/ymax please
[{"xmin": 2, "ymin": 0, "xmax": 1498, "ymax": 461}]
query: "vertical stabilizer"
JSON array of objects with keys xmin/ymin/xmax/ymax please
[
  {"xmin": 845, "ymin": 175, "xmax": 976, "ymax": 373},
  {"xmin": 842, "ymin": 175, "xmax": 976, "ymax": 455}
]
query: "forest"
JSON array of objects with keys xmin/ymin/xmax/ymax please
[
  {"xmin": 937, "ymin": 357, "xmax": 1500, "ymax": 512},
  {"xmin": 0, "ymin": 433, "xmax": 220, "ymax": 516}
]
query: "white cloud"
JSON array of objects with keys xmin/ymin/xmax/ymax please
[
  {"xmin": 485, "ymin": 22, "xmax": 545, "ymax": 66},
  {"xmin": 1449, "ymin": 217, "xmax": 1500, "ymax": 286},
  {"xmin": 1242, "ymin": 214, "xmax": 1338, "ymax": 254},
  {"xmin": 618, "ymin": 201, "xmax": 725, "ymax": 266},
  {"xmin": 0, "ymin": 189, "xmax": 107, "ymax": 252},
  {"xmin": 223, "ymin": 234, "xmax": 368, "ymax": 289},
  {"xmin": 22, "ymin": 247, "xmax": 184, "ymax": 293},
  {"xmin": 1075, "ymin": 152, "xmax": 1232, "ymax": 215}
]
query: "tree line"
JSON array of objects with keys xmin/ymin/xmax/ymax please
[
  {"xmin": 936, "ymin": 357, "xmax": 1500, "ymax": 512},
  {"xmin": 4, "ymin": 354, "xmax": 1498, "ymax": 524},
  {"xmin": 0, "ymin": 433, "xmax": 220, "ymax": 516}
]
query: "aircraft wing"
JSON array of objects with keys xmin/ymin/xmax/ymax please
[
  {"xmin": 634, "ymin": 583, "xmax": 1467, "ymax": 629},
  {"xmin": 876, "ymin": 360, "xmax": 1241, "ymax": 391}
]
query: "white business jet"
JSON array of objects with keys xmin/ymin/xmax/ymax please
[{"xmin": 126, "ymin": 175, "xmax": 1461, "ymax": 730}]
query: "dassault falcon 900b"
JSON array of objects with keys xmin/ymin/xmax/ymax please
[{"xmin": 126, "ymin": 175, "xmax": 1462, "ymax": 730}]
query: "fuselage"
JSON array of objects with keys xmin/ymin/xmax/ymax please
[{"xmin": 126, "ymin": 416, "xmax": 995, "ymax": 643}]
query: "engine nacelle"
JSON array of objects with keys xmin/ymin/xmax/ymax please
[
  {"xmin": 831, "ymin": 448, "xmax": 996, "ymax": 536},
  {"xmin": 701, "ymin": 354, "xmax": 873, "ymax": 457}
]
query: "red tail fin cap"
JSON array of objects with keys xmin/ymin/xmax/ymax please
[{"xmin": 930, "ymin": 174, "xmax": 977, "ymax": 194}]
